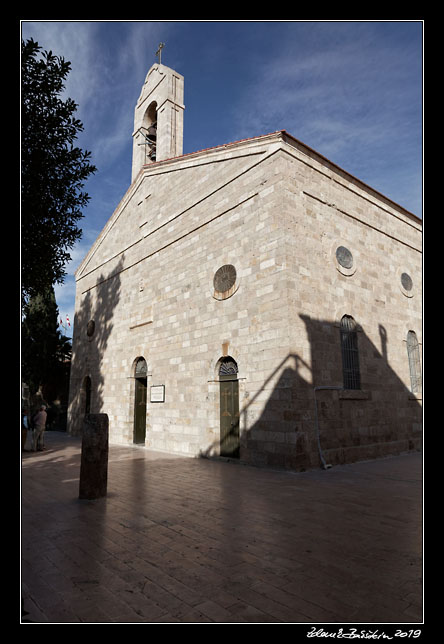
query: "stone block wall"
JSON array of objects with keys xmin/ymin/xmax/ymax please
[{"xmin": 68, "ymin": 132, "xmax": 422, "ymax": 471}]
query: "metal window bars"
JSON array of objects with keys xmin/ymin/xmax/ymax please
[
  {"xmin": 407, "ymin": 331, "xmax": 422, "ymax": 394},
  {"xmin": 340, "ymin": 315, "xmax": 361, "ymax": 390},
  {"xmin": 219, "ymin": 358, "xmax": 238, "ymax": 378}
]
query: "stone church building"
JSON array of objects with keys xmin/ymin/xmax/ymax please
[{"xmin": 67, "ymin": 62, "xmax": 422, "ymax": 471}]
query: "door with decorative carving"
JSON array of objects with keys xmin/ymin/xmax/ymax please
[{"xmin": 219, "ymin": 358, "xmax": 240, "ymax": 457}]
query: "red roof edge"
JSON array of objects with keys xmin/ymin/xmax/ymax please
[
  {"xmin": 142, "ymin": 130, "xmax": 284, "ymax": 168},
  {"xmin": 141, "ymin": 129, "xmax": 421, "ymax": 222}
]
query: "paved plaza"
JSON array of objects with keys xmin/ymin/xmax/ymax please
[{"xmin": 21, "ymin": 431, "xmax": 423, "ymax": 624}]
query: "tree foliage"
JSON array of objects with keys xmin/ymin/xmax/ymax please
[
  {"xmin": 21, "ymin": 38, "xmax": 96, "ymax": 304},
  {"xmin": 21, "ymin": 286, "xmax": 71, "ymax": 396}
]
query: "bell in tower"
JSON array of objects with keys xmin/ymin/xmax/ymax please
[{"xmin": 131, "ymin": 49, "xmax": 185, "ymax": 181}]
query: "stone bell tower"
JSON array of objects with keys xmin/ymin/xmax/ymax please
[{"xmin": 131, "ymin": 57, "xmax": 185, "ymax": 181}]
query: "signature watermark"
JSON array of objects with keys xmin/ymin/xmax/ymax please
[{"xmin": 307, "ymin": 628, "xmax": 422, "ymax": 640}]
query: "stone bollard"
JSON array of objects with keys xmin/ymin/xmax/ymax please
[{"xmin": 79, "ymin": 413, "xmax": 109, "ymax": 500}]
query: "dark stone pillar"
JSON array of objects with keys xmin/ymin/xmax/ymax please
[{"xmin": 79, "ymin": 413, "xmax": 109, "ymax": 500}]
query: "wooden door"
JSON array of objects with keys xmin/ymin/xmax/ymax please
[
  {"xmin": 134, "ymin": 377, "xmax": 147, "ymax": 444},
  {"xmin": 220, "ymin": 377, "xmax": 240, "ymax": 457}
]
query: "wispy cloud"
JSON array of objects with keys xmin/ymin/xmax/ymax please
[
  {"xmin": 238, "ymin": 34, "xmax": 419, "ymax": 143},
  {"xmin": 22, "ymin": 22, "xmax": 101, "ymax": 111},
  {"xmin": 230, "ymin": 23, "xmax": 421, "ymax": 212},
  {"xmin": 22, "ymin": 21, "xmax": 171, "ymax": 170}
]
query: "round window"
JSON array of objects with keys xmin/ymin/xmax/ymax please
[
  {"xmin": 214, "ymin": 264, "xmax": 236, "ymax": 292},
  {"xmin": 213, "ymin": 264, "xmax": 239, "ymax": 300},
  {"xmin": 332, "ymin": 242, "xmax": 356, "ymax": 276}
]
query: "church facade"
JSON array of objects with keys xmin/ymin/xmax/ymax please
[{"xmin": 67, "ymin": 63, "xmax": 422, "ymax": 471}]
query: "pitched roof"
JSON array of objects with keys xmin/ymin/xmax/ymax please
[{"xmin": 142, "ymin": 129, "xmax": 421, "ymax": 222}]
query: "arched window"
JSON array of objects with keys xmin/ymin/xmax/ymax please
[
  {"xmin": 219, "ymin": 357, "xmax": 238, "ymax": 379},
  {"xmin": 144, "ymin": 101, "xmax": 157, "ymax": 161},
  {"xmin": 135, "ymin": 357, "xmax": 148, "ymax": 377},
  {"xmin": 340, "ymin": 315, "xmax": 361, "ymax": 390},
  {"xmin": 406, "ymin": 331, "xmax": 422, "ymax": 394}
]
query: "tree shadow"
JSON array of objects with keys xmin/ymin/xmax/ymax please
[
  {"xmin": 298, "ymin": 314, "xmax": 422, "ymax": 467},
  {"xmin": 66, "ymin": 252, "xmax": 421, "ymax": 473},
  {"xmin": 201, "ymin": 314, "xmax": 422, "ymax": 472},
  {"xmin": 67, "ymin": 256, "xmax": 124, "ymax": 436}
]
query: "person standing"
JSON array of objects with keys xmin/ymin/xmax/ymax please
[
  {"xmin": 32, "ymin": 406, "xmax": 47, "ymax": 452},
  {"xmin": 22, "ymin": 410, "xmax": 29, "ymax": 451}
]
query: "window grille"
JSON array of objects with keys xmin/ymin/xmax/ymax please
[
  {"xmin": 340, "ymin": 315, "xmax": 361, "ymax": 390},
  {"xmin": 406, "ymin": 331, "xmax": 422, "ymax": 394},
  {"xmin": 135, "ymin": 358, "xmax": 148, "ymax": 377},
  {"xmin": 219, "ymin": 357, "xmax": 238, "ymax": 377}
]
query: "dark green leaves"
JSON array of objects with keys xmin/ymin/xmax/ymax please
[{"xmin": 21, "ymin": 38, "xmax": 97, "ymax": 304}]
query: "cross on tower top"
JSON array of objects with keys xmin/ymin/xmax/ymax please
[{"xmin": 156, "ymin": 42, "xmax": 165, "ymax": 64}]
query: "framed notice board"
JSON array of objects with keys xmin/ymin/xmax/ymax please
[{"xmin": 150, "ymin": 385, "xmax": 165, "ymax": 403}]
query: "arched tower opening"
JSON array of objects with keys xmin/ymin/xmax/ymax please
[
  {"xmin": 132, "ymin": 63, "xmax": 184, "ymax": 181},
  {"xmin": 141, "ymin": 101, "xmax": 158, "ymax": 162}
]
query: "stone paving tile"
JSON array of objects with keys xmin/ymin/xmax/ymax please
[{"xmin": 21, "ymin": 432, "xmax": 423, "ymax": 624}]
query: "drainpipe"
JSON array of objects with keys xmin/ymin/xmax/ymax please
[{"xmin": 313, "ymin": 386, "xmax": 343, "ymax": 470}]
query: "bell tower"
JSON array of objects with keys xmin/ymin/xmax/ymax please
[{"xmin": 132, "ymin": 55, "xmax": 185, "ymax": 181}]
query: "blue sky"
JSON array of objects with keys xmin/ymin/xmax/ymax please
[{"xmin": 21, "ymin": 20, "xmax": 423, "ymax": 333}]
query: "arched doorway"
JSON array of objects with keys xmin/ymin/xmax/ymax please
[
  {"xmin": 219, "ymin": 357, "xmax": 240, "ymax": 458},
  {"xmin": 133, "ymin": 357, "xmax": 148, "ymax": 445}
]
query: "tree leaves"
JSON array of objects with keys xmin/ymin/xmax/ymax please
[{"xmin": 21, "ymin": 38, "xmax": 97, "ymax": 304}]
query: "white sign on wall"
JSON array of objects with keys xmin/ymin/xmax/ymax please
[{"xmin": 150, "ymin": 385, "xmax": 165, "ymax": 403}]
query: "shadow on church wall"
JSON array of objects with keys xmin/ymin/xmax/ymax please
[
  {"xmin": 67, "ymin": 258, "xmax": 422, "ymax": 472},
  {"xmin": 201, "ymin": 314, "xmax": 422, "ymax": 471},
  {"xmin": 67, "ymin": 257, "xmax": 124, "ymax": 435}
]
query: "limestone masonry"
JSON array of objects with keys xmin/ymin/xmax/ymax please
[{"xmin": 68, "ymin": 63, "xmax": 422, "ymax": 471}]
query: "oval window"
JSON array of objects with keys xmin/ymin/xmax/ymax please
[
  {"xmin": 86, "ymin": 320, "xmax": 95, "ymax": 337},
  {"xmin": 336, "ymin": 246, "xmax": 354, "ymax": 269}
]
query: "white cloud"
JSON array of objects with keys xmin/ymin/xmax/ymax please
[
  {"xmin": 22, "ymin": 22, "xmax": 154, "ymax": 170},
  {"xmin": 53, "ymin": 229, "xmax": 101, "ymax": 330},
  {"xmin": 22, "ymin": 21, "xmax": 101, "ymax": 110},
  {"xmin": 234, "ymin": 26, "xmax": 420, "ymax": 150},
  {"xmin": 228, "ymin": 24, "xmax": 421, "ymax": 214}
]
